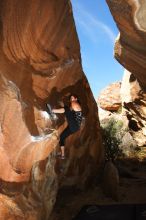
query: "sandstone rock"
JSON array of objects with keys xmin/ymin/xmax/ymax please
[
  {"xmin": 98, "ymin": 106, "xmax": 112, "ymax": 121},
  {"xmin": 0, "ymin": 194, "xmax": 25, "ymax": 220},
  {"xmin": 102, "ymin": 161, "xmax": 119, "ymax": 201},
  {"xmin": 98, "ymin": 82, "xmax": 122, "ymax": 111},
  {"xmin": 106, "ymin": 0, "xmax": 146, "ymax": 89},
  {"xmin": 120, "ymin": 132, "xmax": 137, "ymax": 157},
  {"xmin": 106, "ymin": 0, "xmax": 146, "ymax": 147},
  {"xmin": 0, "ymin": 0, "xmax": 103, "ymax": 219},
  {"xmin": 121, "ymin": 70, "xmax": 146, "ymax": 146}
]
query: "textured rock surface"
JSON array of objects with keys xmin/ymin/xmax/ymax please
[
  {"xmin": 106, "ymin": 0, "xmax": 146, "ymax": 146},
  {"xmin": 121, "ymin": 69, "xmax": 146, "ymax": 146},
  {"xmin": 98, "ymin": 82, "xmax": 122, "ymax": 111},
  {"xmin": 0, "ymin": 0, "xmax": 103, "ymax": 219},
  {"xmin": 102, "ymin": 161, "xmax": 119, "ymax": 201},
  {"xmin": 106, "ymin": 0, "xmax": 146, "ymax": 89}
]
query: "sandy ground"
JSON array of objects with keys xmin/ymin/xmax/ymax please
[{"xmin": 50, "ymin": 159, "xmax": 146, "ymax": 220}]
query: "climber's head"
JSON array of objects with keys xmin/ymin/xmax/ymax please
[{"xmin": 69, "ymin": 94, "xmax": 79, "ymax": 103}]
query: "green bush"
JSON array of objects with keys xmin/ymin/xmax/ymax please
[{"xmin": 101, "ymin": 118, "xmax": 123, "ymax": 161}]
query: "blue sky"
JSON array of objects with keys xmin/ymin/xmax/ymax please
[{"xmin": 71, "ymin": 0, "xmax": 124, "ymax": 98}]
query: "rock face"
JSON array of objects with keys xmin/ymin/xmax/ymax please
[
  {"xmin": 106, "ymin": 0, "xmax": 146, "ymax": 146},
  {"xmin": 98, "ymin": 82, "xmax": 122, "ymax": 111},
  {"xmin": 0, "ymin": 1, "xmax": 103, "ymax": 219},
  {"xmin": 121, "ymin": 69, "xmax": 146, "ymax": 146},
  {"xmin": 97, "ymin": 1, "xmax": 146, "ymax": 205},
  {"xmin": 106, "ymin": 0, "xmax": 146, "ymax": 89},
  {"xmin": 102, "ymin": 161, "xmax": 119, "ymax": 201}
]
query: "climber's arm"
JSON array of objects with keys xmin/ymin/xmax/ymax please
[{"xmin": 52, "ymin": 108, "xmax": 65, "ymax": 113}]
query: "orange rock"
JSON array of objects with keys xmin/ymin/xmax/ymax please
[
  {"xmin": 106, "ymin": 0, "xmax": 146, "ymax": 146},
  {"xmin": 121, "ymin": 70, "xmax": 146, "ymax": 146},
  {"xmin": 98, "ymin": 82, "xmax": 122, "ymax": 111},
  {"xmin": 106, "ymin": 0, "xmax": 146, "ymax": 88},
  {"xmin": 0, "ymin": 0, "xmax": 103, "ymax": 219}
]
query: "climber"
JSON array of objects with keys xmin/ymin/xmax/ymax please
[{"xmin": 51, "ymin": 94, "xmax": 82, "ymax": 159}]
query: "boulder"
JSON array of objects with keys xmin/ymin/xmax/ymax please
[
  {"xmin": 98, "ymin": 82, "xmax": 122, "ymax": 111},
  {"xmin": 102, "ymin": 161, "xmax": 119, "ymax": 201}
]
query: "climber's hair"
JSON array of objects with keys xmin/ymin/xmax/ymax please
[{"xmin": 68, "ymin": 93, "xmax": 80, "ymax": 104}]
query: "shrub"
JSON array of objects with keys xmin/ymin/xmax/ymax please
[{"xmin": 101, "ymin": 118, "xmax": 123, "ymax": 161}]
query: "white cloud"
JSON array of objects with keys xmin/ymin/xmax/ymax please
[
  {"xmin": 77, "ymin": 19, "xmax": 99, "ymax": 43},
  {"xmin": 72, "ymin": 1, "xmax": 116, "ymax": 44}
]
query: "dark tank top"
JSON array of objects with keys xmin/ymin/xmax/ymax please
[
  {"xmin": 64, "ymin": 106, "xmax": 82, "ymax": 131},
  {"xmin": 73, "ymin": 110, "xmax": 82, "ymax": 127}
]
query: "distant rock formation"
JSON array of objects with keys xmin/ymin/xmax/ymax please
[
  {"xmin": 98, "ymin": 82, "xmax": 122, "ymax": 111},
  {"xmin": 0, "ymin": 1, "xmax": 103, "ymax": 219}
]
